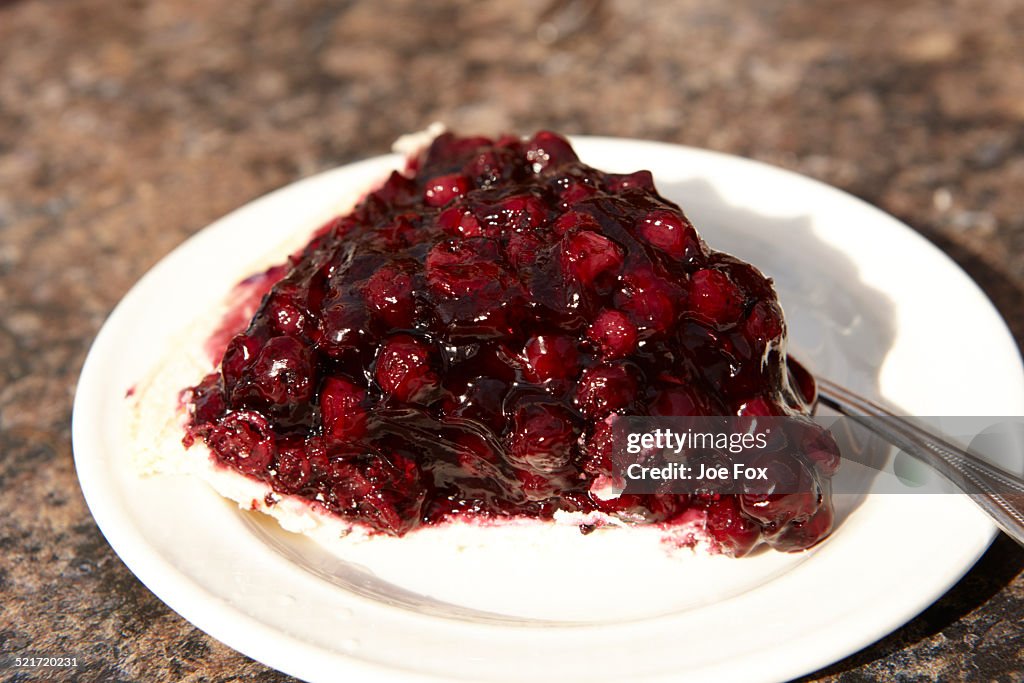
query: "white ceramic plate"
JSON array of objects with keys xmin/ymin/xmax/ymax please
[{"xmin": 73, "ymin": 137, "xmax": 1024, "ymax": 683}]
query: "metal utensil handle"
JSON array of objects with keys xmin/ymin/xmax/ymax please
[{"xmin": 817, "ymin": 378, "xmax": 1024, "ymax": 547}]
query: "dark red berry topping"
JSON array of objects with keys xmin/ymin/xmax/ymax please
[{"xmin": 184, "ymin": 131, "xmax": 832, "ymax": 553}]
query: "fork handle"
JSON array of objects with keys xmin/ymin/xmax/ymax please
[{"xmin": 817, "ymin": 378, "xmax": 1024, "ymax": 548}]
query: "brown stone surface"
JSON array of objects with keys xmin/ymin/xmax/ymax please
[{"xmin": 1, "ymin": 0, "xmax": 1022, "ymax": 681}]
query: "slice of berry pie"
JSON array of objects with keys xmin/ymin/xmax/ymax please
[{"xmin": 133, "ymin": 129, "xmax": 836, "ymax": 557}]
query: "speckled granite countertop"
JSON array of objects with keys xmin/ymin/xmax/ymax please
[{"xmin": 2, "ymin": 1, "xmax": 1022, "ymax": 681}]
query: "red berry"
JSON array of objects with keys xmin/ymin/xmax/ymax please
[
  {"xmin": 264, "ymin": 289, "xmax": 308, "ymax": 335},
  {"xmin": 559, "ymin": 181, "xmax": 599, "ymax": 207},
  {"xmin": 424, "ymin": 173, "xmax": 469, "ymax": 207},
  {"xmin": 425, "ymin": 240, "xmax": 503, "ymax": 298},
  {"xmin": 375, "ymin": 334, "xmax": 440, "ymax": 403},
  {"xmin": 221, "ymin": 334, "xmax": 261, "ymax": 389},
  {"xmin": 243, "ymin": 336, "xmax": 315, "ymax": 408},
  {"xmin": 189, "ymin": 373, "xmax": 227, "ymax": 426},
  {"xmin": 615, "ymin": 268, "xmax": 678, "ymax": 334},
  {"xmin": 587, "ymin": 309, "xmax": 638, "ymax": 359},
  {"xmin": 437, "ymin": 205, "xmax": 486, "ymax": 238},
  {"xmin": 561, "ymin": 230, "xmax": 624, "ymax": 288},
  {"xmin": 574, "ymin": 364, "xmax": 637, "ymax": 418},
  {"xmin": 364, "ymin": 263, "xmax": 415, "ymax": 328},
  {"xmin": 316, "ymin": 296, "xmax": 369, "ymax": 353},
  {"xmin": 506, "ymin": 403, "xmax": 578, "ymax": 472},
  {"xmin": 689, "ymin": 268, "xmax": 744, "ymax": 325},
  {"xmin": 552, "ymin": 210, "xmax": 601, "ymax": 236},
  {"xmin": 744, "ymin": 300, "xmax": 783, "ymax": 344},
  {"xmin": 705, "ymin": 497, "xmax": 761, "ymax": 557},
  {"xmin": 319, "ymin": 376, "xmax": 367, "ymax": 442},
  {"xmin": 524, "ymin": 131, "xmax": 578, "ymax": 172},
  {"xmin": 476, "ymin": 194, "xmax": 547, "ymax": 233},
  {"xmin": 272, "ymin": 445, "xmax": 312, "ymax": 493},
  {"xmin": 638, "ymin": 209, "xmax": 701, "ymax": 260},
  {"xmin": 209, "ymin": 410, "xmax": 276, "ymax": 475},
  {"xmin": 522, "ymin": 334, "xmax": 579, "ymax": 382}
]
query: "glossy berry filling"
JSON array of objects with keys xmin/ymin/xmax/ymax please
[{"xmin": 183, "ymin": 131, "xmax": 835, "ymax": 555}]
